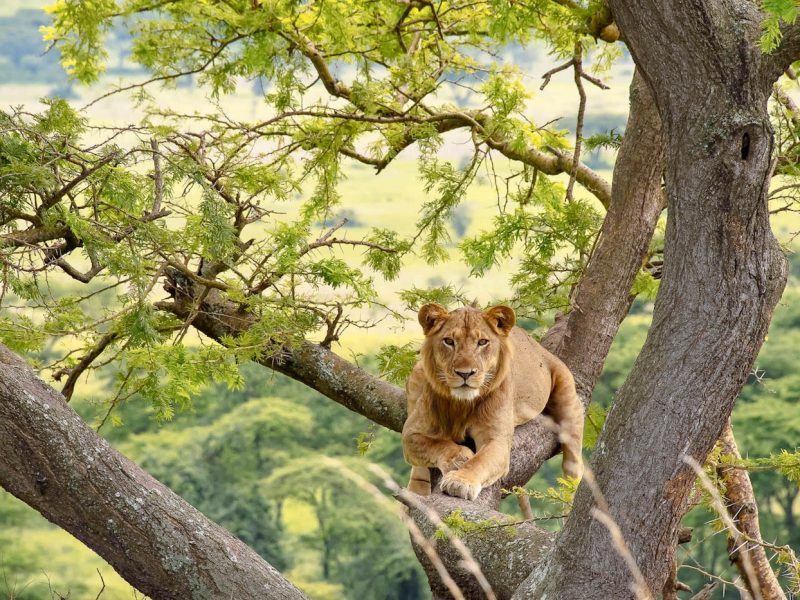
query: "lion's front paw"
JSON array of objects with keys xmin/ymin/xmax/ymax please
[
  {"xmin": 437, "ymin": 446, "xmax": 474, "ymax": 474},
  {"xmin": 440, "ymin": 470, "xmax": 482, "ymax": 500}
]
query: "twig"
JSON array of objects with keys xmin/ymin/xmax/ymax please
[
  {"xmin": 94, "ymin": 569, "xmax": 106, "ymax": 600},
  {"xmin": 54, "ymin": 331, "xmax": 119, "ymax": 401},
  {"xmin": 540, "ymin": 58, "xmax": 575, "ymax": 91},
  {"xmin": 567, "ymin": 41, "xmax": 587, "ymax": 202},
  {"xmin": 150, "ymin": 138, "xmax": 164, "ymax": 213}
]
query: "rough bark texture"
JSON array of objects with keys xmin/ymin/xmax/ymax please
[
  {"xmin": 539, "ymin": 68, "xmax": 664, "ymax": 397},
  {"xmin": 402, "ymin": 493, "xmax": 554, "ymax": 600},
  {"xmin": 0, "ymin": 343, "xmax": 307, "ymax": 600},
  {"xmin": 515, "ymin": 3, "xmax": 790, "ymax": 598},
  {"xmin": 718, "ymin": 421, "xmax": 787, "ymax": 600}
]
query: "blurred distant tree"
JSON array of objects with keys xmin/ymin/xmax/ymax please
[
  {"xmin": 0, "ymin": 9, "xmax": 65, "ymax": 83},
  {"xmin": 1, "ymin": 0, "xmax": 800, "ymax": 599},
  {"xmin": 267, "ymin": 458, "xmax": 427, "ymax": 599}
]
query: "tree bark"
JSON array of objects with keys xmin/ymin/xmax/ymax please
[
  {"xmin": 0, "ymin": 343, "xmax": 307, "ymax": 600},
  {"xmin": 401, "ymin": 493, "xmax": 555, "ymax": 600},
  {"xmin": 515, "ymin": 3, "xmax": 789, "ymax": 598},
  {"xmin": 718, "ymin": 421, "xmax": 786, "ymax": 600}
]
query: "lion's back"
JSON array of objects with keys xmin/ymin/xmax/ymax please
[{"xmin": 509, "ymin": 327, "xmax": 563, "ymax": 425}]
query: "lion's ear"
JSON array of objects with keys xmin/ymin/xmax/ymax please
[
  {"xmin": 483, "ymin": 305, "xmax": 516, "ymax": 336},
  {"xmin": 418, "ymin": 303, "xmax": 449, "ymax": 335}
]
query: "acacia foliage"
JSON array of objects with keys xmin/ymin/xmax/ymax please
[{"xmin": 0, "ymin": 0, "xmax": 628, "ymax": 415}]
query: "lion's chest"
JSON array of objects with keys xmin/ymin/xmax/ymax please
[{"xmin": 431, "ymin": 399, "xmax": 475, "ymax": 441}]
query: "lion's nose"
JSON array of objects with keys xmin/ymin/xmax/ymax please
[{"xmin": 455, "ymin": 369, "xmax": 477, "ymax": 382}]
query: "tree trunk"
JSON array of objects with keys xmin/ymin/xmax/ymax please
[
  {"xmin": 718, "ymin": 421, "xmax": 786, "ymax": 600},
  {"xmin": 515, "ymin": 3, "xmax": 789, "ymax": 598},
  {"xmin": 0, "ymin": 343, "xmax": 306, "ymax": 600}
]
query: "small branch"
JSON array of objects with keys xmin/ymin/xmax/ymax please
[
  {"xmin": 320, "ymin": 304, "xmax": 343, "ymax": 348},
  {"xmin": 94, "ymin": 569, "xmax": 106, "ymax": 600},
  {"xmin": 53, "ymin": 331, "xmax": 118, "ymax": 401},
  {"xmin": 53, "ymin": 258, "xmax": 105, "ymax": 283},
  {"xmin": 81, "ymin": 34, "xmax": 248, "ymax": 110},
  {"xmin": 567, "ymin": 41, "xmax": 588, "ymax": 202},
  {"xmin": 38, "ymin": 152, "xmax": 122, "ymax": 216},
  {"xmin": 540, "ymin": 58, "xmax": 575, "ymax": 91},
  {"xmin": 150, "ymin": 138, "xmax": 164, "ymax": 213},
  {"xmin": 581, "ymin": 71, "xmax": 610, "ymax": 90}
]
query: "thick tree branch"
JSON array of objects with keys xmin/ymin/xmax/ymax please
[
  {"xmin": 766, "ymin": 23, "xmax": 800, "ymax": 83},
  {"xmin": 0, "ymin": 225, "xmax": 71, "ymax": 249},
  {"xmin": 493, "ymin": 67, "xmax": 664, "ymax": 497},
  {"xmin": 401, "ymin": 492, "xmax": 555, "ymax": 600},
  {"xmin": 0, "ymin": 343, "xmax": 307, "ymax": 600}
]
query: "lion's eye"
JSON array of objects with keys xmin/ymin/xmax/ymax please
[
  {"xmin": 477, "ymin": 339, "xmax": 489, "ymax": 347},
  {"xmin": 443, "ymin": 337, "xmax": 455, "ymax": 347}
]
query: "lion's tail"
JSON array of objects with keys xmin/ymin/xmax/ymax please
[{"xmin": 548, "ymin": 365, "xmax": 585, "ymax": 480}]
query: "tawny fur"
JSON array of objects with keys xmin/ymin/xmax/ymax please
[{"xmin": 402, "ymin": 304, "xmax": 584, "ymax": 501}]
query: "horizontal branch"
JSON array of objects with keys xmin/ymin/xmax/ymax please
[
  {"xmin": 483, "ymin": 134, "xmax": 612, "ymax": 209},
  {"xmin": 336, "ymin": 110, "xmax": 613, "ymax": 206},
  {"xmin": 154, "ymin": 271, "xmax": 407, "ymax": 432},
  {"xmin": 0, "ymin": 225, "xmax": 71, "ymax": 249}
]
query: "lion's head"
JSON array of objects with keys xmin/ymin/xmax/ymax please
[{"xmin": 417, "ymin": 303, "xmax": 516, "ymax": 402}]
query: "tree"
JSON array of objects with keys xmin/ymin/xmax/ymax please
[{"xmin": 1, "ymin": 0, "xmax": 800, "ymax": 598}]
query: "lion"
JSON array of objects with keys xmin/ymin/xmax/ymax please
[{"xmin": 402, "ymin": 303, "xmax": 584, "ymax": 501}]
